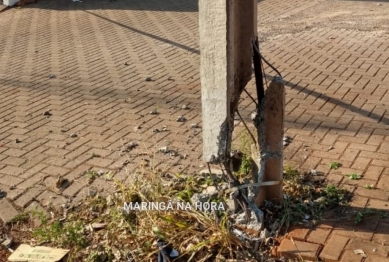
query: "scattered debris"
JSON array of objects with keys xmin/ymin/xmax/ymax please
[
  {"xmin": 55, "ymin": 176, "xmax": 70, "ymax": 189},
  {"xmin": 0, "ymin": 190, "xmax": 6, "ymax": 198},
  {"xmin": 8, "ymin": 244, "xmax": 69, "ymax": 262},
  {"xmin": 283, "ymin": 136, "xmax": 292, "ymax": 146},
  {"xmin": 353, "ymin": 249, "xmax": 367, "ymax": 257},
  {"xmin": 159, "ymin": 146, "xmax": 169, "ymax": 154},
  {"xmin": 43, "ymin": 110, "xmax": 52, "ymax": 117},
  {"xmin": 88, "ymin": 187, "xmax": 98, "ymax": 197},
  {"xmin": 91, "ymin": 223, "xmax": 106, "ymax": 230},
  {"xmin": 1, "ymin": 236, "xmax": 12, "ymax": 248},
  {"xmin": 177, "ymin": 116, "xmax": 186, "ymax": 122},
  {"xmin": 157, "ymin": 240, "xmax": 179, "ymax": 262},
  {"xmin": 122, "ymin": 141, "xmax": 138, "ymax": 152}
]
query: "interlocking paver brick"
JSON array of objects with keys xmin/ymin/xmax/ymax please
[
  {"xmin": 339, "ymin": 250, "xmax": 363, "ymax": 262},
  {"xmin": 307, "ymin": 227, "xmax": 331, "ymax": 245},
  {"xmin": 278, "ymin": 238, "xmax": 320, "ymax": 261},
  {"xmin": 0, "ymin": 199, "xmax": 19, "ymax": 223},
  {"xmin": 345, "ymin": 239, "xmax": 389, "ymax": 258},
  {"xmin": 319, "ymin": 235, "xmax": 349, "ymax": 262}
]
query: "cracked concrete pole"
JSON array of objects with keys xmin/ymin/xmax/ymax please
[
  {"xmin": 255, "ymin": 77, "xmax": 285, "ymax": 205},
  {"xmin": 200, "ymin": 0, "xmax": 257, "ymax": 163}
]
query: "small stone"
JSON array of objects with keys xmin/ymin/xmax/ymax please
[
  {"xmin": 97, "ymin": 170, "xmax": 105, "ymax": 176},
  {"xmin": 70, "ymin": 133, "xmax": 77, "ymax": 138},
  {"xmin": 159, "ymin": 146, "xmax": 169, "ymax": 153},
  {"xmin": 145, "ymin": 77, "xmax": 152, "ymax": 82},
  {"xmin": 134, "ymin": 126, "xmax": 140, "ymax": 131},
  {"xmin": 190, "ymin": 123, "xmax": 199, "ymax": 128},
  {"xmin": 377, "ymin": 3, "xmax": 381, "ymax": 6},
  {"xmin": 9, "ymin": 185, "xmax": 16, "ymax": 190},
  {"xmin": 48, "ymin": 74, "xmax": 56, "ymax": 79},
  {"xmin": 126, "ymin": 141, "xmax": 138, "ymax": 150},
  {"xmin": 373, "ymin": 248, "xmax": 377, "ymax": 252},
  {"xmin": 150, "ymin": 109, "xmax": 158, "ymax": 115},
  {"xmin": 88, "ymin": 188, "xmax": 97, "ymax": 197},
  {"xmin": 153, "ymin": 128, "xmax": 160, "ymax": 133},
  {"xmin": 0, "ymin": 191, "xmax": 5, "ymax": 198},
  {"xmin": 328, "ymin": 145, "xmax": 334, "ymax": 150},
  {"xmin": 15, "ymin": 139, "xmax": 21, "ymax": 143},
  {"xmin": 182, "ymin": 104, "xmax": 189, "ymax": 110},
  {"xmin": 283, "ymin": 141, "xmax": 289, "ymax": 146},
  {"xmin": 310, "ymin": 169, "xmax": 317, "ymax": 176},
  {"xmin": 177, "ymin": 116, "xmax": 186, "ymax": 122},
  {"xmin": 124, "ymin": 62, "xmax": 129, "ymax": 66},
  {"xmin": 43, "ymin": 110, "xmax": 52, "ymax": 116},
  {"xmin": 169, "ymin": 150, "xmax": 179, "ymax": 157},
  {"xmin": 122, "ymin": 160, "xmax": 129, "ymax": 166},
  {"xmin": 203, "ymin": 186, "xmax": 218, "ymax": 196}
]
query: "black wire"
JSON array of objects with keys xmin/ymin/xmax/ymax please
[
  {"xmin": 252, "ymin": 40, "xmax": 282, "ymax": 78},
  {"xmin": 252, "ymin": 38, "xmax": 265, "ymax": 107},
  {"xmin": 243, "ymin": 88, "xmax": 258, "ymax": 107}
]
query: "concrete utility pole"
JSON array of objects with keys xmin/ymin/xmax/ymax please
[
  {"xmin": 199, "ymin": 0, "xmax": 257, "ymax": 164},
  {"xmin": 200, "ymin": 0, "xmax": 284, "ymax": 206}
]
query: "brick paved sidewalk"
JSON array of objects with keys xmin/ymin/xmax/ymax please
[{"xmin": 0, "ymin": 0, "xmax": 389, "ymax": 261}]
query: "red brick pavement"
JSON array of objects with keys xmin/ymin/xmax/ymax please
[{"xmin": 0, "ymin": 0, "xmax": 389, "ymax": 261}]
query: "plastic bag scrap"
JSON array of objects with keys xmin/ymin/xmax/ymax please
[{"xmin": 157, "ymin": 240, "xmax": 179, "ymax": 262}]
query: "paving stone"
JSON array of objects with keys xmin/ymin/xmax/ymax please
[
  {"xmin": 25, "ymin": 201, "xmax": 49, "ymax": 227},
  {"xmin": 278, "ymin": 238, "xmax": 320, "ymax": 261},
  {"xmin": 345, "ymin": 238, "xmax": 389, "ymax": 258},
  {"xmin": 319, "ymin": 235, "xmax": 350, "ymax": 262},
  {"xmin": 307, "ymin": 227, "xmax": 331, "ymax": 245},
  {"xmin": 364, "ymin": 254, "xmax": 389, "ymax": 262},
  {"xmin": 14, "ymin": 186, "xmax": 45, "ymax": 208},
  {"xmin": 0, "ymin": 199, "xmax": 19, "ymax": 223},
  {"xmin": 287, "ymin": 227, "xmax": 310, "ymax": 241},
  {"xmin": 339, "ymin": 250, "xmax": 363, "ymax": 262}
]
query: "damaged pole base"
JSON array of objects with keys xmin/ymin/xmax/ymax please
[{"xmin": 254, "ymin": 76, "xmax": 285, "ymax": 207}]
